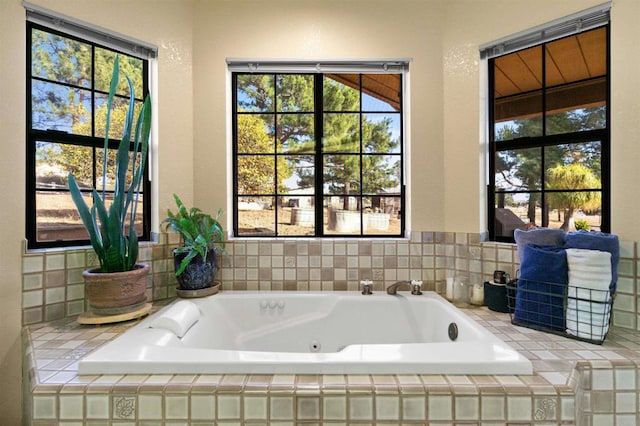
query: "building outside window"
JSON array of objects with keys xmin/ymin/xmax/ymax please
[
  {"xmin": 26, "ymin": 22, "xmax": 151, "ymax": 249},
  {"xmin": 488, "ymin": 24, "xmax": 609, "ymax": 242},
  {"xmin": 232, "ymin": 69, "xmax": 405, "ymax": 238}
]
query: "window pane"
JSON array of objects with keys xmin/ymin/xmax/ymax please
[
  {"xmin": 493, "ymin": 45, "xmax": 543, "ymax": 139},
  {"xmin": 545, "ymin": 142, "xmax": 602, "ymax": 184},
  {"xmin": 31, "ymin": 80, "xmax": 91, "ymax": 135},
  {"xmin": 546, "ymin": 105, "xmax": 606, "ymax": 136},
  {"xmin": 494, "ymin": 193, "xmax": 536, "ymax": 238},
  {"xmin": 94, "ymin": 192, "xmax": 145, "ymax": 235},
  {"xmin": 36, "ymin": 142, "xmax": 93, "ymax": 190},
  {"xmin": 495, "ymin": 148, "xmax": 541, "ymax": 191},
  {"xmin": 277, "ymin": 155, "xmax": 314, "ymax": 194},
  {"xmin": 545, "ymin": 28, "xmax": 607, "ymax": 136},
  {"xmin": 96, "ymin": 148, "xmax": 144, "ymax": 191},
  {"xmin": 324, "ymin": 74, "xmax": 360, "ymax": 111},
  {"xmin": 325, "ymin": 197, "xmax": 363, "ymax": 235},
  {"xmin": 362, "ymin": 74, "xmax": 401, "ymax": 112},
  {"xmin": 237, "ymin": 196, "xmax": 275, "ymax": 236},
  {"xmin": 237, "ymin": 155, "xmax": 275, "ymax": 194},
  {"xmin": 94, "ymin": 47, "xmax": 144, "ymax": 97},
  {"xmin": 94, "ymin": 94, "xmax": 144, "ymax": 139},
  {"xmin": 276, "ymin": 75, "xmax": 314, "ymax": 112},
  {"xmin": 546, "ymin": 163, "xmax": 601, "ymax": 191},
  {"xmin": 323, "ymin": 113, "xmax": 360, "ymax": 152},
  {"xmin": 31, "ymin": 29, "xmax": 91, "ymax": 88},
  {"xmin": 362, "ymin": 155, "xmax": 400, "ymax": 194},
  {"xmin": 323, "ymin": 155, "xmax": 360, "ymax": 194},
  {"xmin": 131, "ymin": 193, "xmax": 145, "ymax": 235},
  {"xmin": 237, "ymin": 114, "xmax": 275, "ymax": 153},
  {"xmin": 545, "ymin": 28, "xmax": 607, "ymax": 87},
  {"xmin": 280, "ymin": 195, "xmax": 315, "ymax": 236},
  {"xmin": 276, "ymin": 114, "xmax": 314, "ymax": 153},
  {"xmin": 494, "ymin": 110, "xmax": 543, "ymax": 141},
  {"xmin": 237, "ymin": 74, "xmax": 274, "ymax": 112},
  {"xmin": 36, "ymin": 190, "xmax": 90, "ymax": 242},
  {"xmin": 494, "ymin": 45, "xmax": 542, "ymax": 97},
  {"xmin": 547, "ymin": 191, "xmax": 601, "ymax": 231},
  {"xmin": 363, "ymin": 113, "xmax": 401, "ymax": 153},
  {"xmin": 363, "ymin": 196, "xmax": 401, "ymax": 235},
  {"xmin": 577, "ymin": 27, "xmax": 608, "ymax": 76}
]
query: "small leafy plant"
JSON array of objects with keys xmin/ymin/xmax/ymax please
[
  {"xmin": 68, "ymin": 56, "xmax": 152, "ymax": 273},
  {"xmin": 574, "ymin": 219, "xmax": 591, "ymax": 231},
  {"xmin": 163, "ymin": 194, "xmax": 225, "ymax": 276}
]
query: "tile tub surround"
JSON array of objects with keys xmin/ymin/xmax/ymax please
[
  {"xmin": 24, "ymin": 306, "xmax": 640, "ymax": 425},
  {"xmin": 21, "ymin": 231, "xmax": 640, "ymax": 332}
]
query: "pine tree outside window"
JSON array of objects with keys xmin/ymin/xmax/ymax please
[
  {"xmin": 233, "ymin": 72, "xmax": 405, "ymax": 238},
  {"xmin": 488, "ymin": 25, "xmax": 609, "ymax": 242},
  {"xmin": 26, "ymin": 23, "xmax": 151, "ymax": 248}
]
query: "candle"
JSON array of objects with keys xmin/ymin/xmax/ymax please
[
  {"xmin": 446, "ymin": 277, "xmax": 454, "ymax": 300},
  {"xmin": 470, "ymin": 283, "xmax": 484, "ymax": 305}
]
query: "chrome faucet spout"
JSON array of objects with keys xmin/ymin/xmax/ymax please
[
  {"xmin": 386, "ymin": 281, "xmax": 410, "ymax": 295},
  {"xmin": 386, "ymin": 280, "xmax": 423, "ymax": 295}
]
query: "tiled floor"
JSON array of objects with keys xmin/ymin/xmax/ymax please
[{"xmin": 24, "ymin": 303, "xmax": 640, "ymax": 425}]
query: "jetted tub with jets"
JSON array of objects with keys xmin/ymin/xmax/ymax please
[{"xmin": 78, "ymin": 291, "xmax": 532, "ymax": 375}]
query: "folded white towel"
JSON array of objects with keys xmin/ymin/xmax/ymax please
[
  {"xmin": 565, "ymin": 249, "xmax": 612, "ymax": 340},
  {"xmin": 566, "ymin": 318, "xmax": 608, "ymax": 341},
  {"xmin": 566, "ymin": 248, "xmax": 611, "ymax": 290},
  {"xmin": 150, "ymin": 300, "xmax": 200, "ymax": 338},
  {"xmin": 566, "ymin": 299, "xmax": 609, "ymax": 318}
]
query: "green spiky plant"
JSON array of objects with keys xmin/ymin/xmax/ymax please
[
  {"xmin": 163, "ymin": 194, "xmax": 225, "ymax": 276},
  {"xmin": 68, "ymin": 55, "xmax": 152, "ymax": 273}
]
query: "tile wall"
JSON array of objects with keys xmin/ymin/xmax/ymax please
[
  {"xmin": 21, "ymin": 230, "xmax": 640, "ymax": 331},
  {"xmin": 21, "ymin": 231, "xmax": 640, "ymax": 425}
]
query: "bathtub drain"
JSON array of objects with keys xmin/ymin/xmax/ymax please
[
  {"xmin": 309, "ymin": 340, "xmax": 321, "ymax": 352},
  {"xmin": 448, "ymin": 322, "xmax": 459, "ymax": 341}
]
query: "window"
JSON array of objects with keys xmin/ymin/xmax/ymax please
[
  {"xmin": 488, "ymin": 25, "xmax": 609, "ymax": 241},
  {"xmin": 233, "ymin": 71, "xmax": 404, "ymax": 237},
  {"xmin": 26, "ymin": 22, "xmax": 151, "ymax": 248}
]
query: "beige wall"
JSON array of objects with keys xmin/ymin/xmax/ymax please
[
  {"xmin": 2, "ymin": 0, "xmax": 639, "ymax": 422},
  {"xmin": 0, "ymin": 0, "xmax": 195, "ymax": 422},
  {"xmin": 609, "ymin": 0, "xmax": 640, "ymax": 241},
  {"xmin": 0, "ymin": 1, "xmax": 27, "ymax": 423},
  {"xmin": 191, "ymin": 0, "xmax": 447, "ymax": 230}
]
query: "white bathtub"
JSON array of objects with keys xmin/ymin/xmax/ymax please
[{"xmin": 78, "ymin": 291, "xmax": 532, "ymax": 375}]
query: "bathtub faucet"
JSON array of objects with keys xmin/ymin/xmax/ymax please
[
  {"xmin": 386, "ymin": 280, "xmax": 423, "ymax": 295},
  {"xmin": 360, "ymin": 279, "xmax": 374, "ymax": 295}
]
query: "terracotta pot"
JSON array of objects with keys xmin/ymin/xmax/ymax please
[{"xmin": 83, "ymin": 264, "xmax": 149, "ymax": 315}]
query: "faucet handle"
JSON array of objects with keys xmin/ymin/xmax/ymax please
[
  {"xmin": 360, "ymin": 279, "xmax": 374, "ymax": 295},
  {"xmin": 410, "ymin": 280, "xmax": 423, "ymax": 295}
]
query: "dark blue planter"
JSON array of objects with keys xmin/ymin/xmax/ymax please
[{"xmin": 174, "ymin": 248, "xmax": 218, "ymax": 290}]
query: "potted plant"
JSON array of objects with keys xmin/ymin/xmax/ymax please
[
  {"xmin": 68, "ymin": 55, "xmax": 152, "ymax": 316},
  {"xmin": 163, "ymin": 194, "xmax": 225, "ymax": 292}
]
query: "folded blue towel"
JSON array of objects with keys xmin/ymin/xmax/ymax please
[
  {"xmin": 515, "ymin": 244, "xmax": 567, "ymax": 331},
  {"xmin": 514, "ymin": 228, "xmax": 565, "ymax": 264},
  {"xmin": 565, "ymin": 231, "xmax": 619, "ymax": 293}
]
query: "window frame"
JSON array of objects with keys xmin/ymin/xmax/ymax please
[
  {"xmin": 487, "ymin": 24, "xmax": 610, "ymax": 242},
  {"xmin": 231, "ymin": 71, "xmax": 406, "ymax": 238},
  {"xmin": 26, "ymin": 22, "xmax": 151, "ymax": 249}
]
